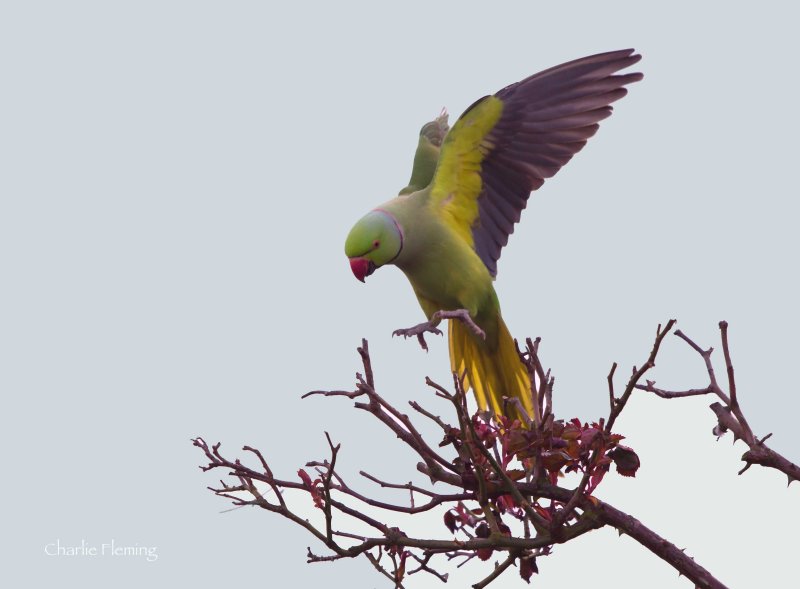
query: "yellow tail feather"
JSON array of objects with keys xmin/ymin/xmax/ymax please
[{"xmin": 448, "ymin": 315, "xmax": 537, "ymax": 424}]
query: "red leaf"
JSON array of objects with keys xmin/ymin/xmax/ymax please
[
  {"xmin": 297, "ymin": 468, "xmax": 324, "ymax": 509},
  {"xmin": 505, "ymin": 469, "xmax": 526, "ymax": 481},
  {"xmin": 498, "ymin": 493, "xmax": 517, "ymax": 510},
  {"xmin": 534, "ymin": 504, "xmax": 552, "ymax": 521},
  {"xmin": 297, "ymin": 468, "xmax": 313, "ymax": 488},
  {"xmin": 541, "ymin": 449, "xmax": 571, "ymax": 472},
  {"xmin": 443, "ymin": 510, "xmax": 457, "ymax": 534},
  {"xmin": 562, "ymin": 423, "xmax": 581, "ymax": 441},
  {"xmin": 609, "ymin": 445, "xmax": 641, "ymax": 477},
  {"xmin": 588, "ymin": 469, "xmax": 606, "ymax": 493},
  {"xmin": 519, "ymin": 556, "xmax": 539, "ymax": 583},
  {"xmin": 477, "ymin": 547, "xmax": 493, "ymax": 561},
  {"xmin": 580, "ymin": 427, "xmax": 601, "ymax": 448},
  {"xmin": 455, "ymin": 502, "xmax": 477, "ymax": 526}
]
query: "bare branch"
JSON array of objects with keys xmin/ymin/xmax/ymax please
[
  {"xmin": 635, "ymin": 380, "xmax": 714, "ymax": 399},
  {"xmin": 472, "ymin": 551, "xmax": 519, "ymax": 589},
  {"xmin": 605, "ymin": 319, "xmax": 676, "ymax": 434},
  {"xmin": 607, "ymin": 362, "xmax": 617, "ymax": 414},
  {"xmin": 407, "ymin": 552, "xmax": 449, "ymax": 583},
  {"xmin": 193, "ymin": 322, "xmax": 790, "ymax": 589},
  {"xmin": 638, "ymin": 322, "xmax": 799, "ymax": 484}
]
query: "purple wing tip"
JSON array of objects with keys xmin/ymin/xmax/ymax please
[{"xmin": 473, "ymin": 48, "xmax": 644, "ymax": 276}]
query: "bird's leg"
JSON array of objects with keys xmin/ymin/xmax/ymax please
[
  {"xmin": 392, "ymin": 309, "xmax": 485, "ymax": 352},
  {"xmin": 433, "ymin": 309, "xmax": 486, "ymax": 340}
]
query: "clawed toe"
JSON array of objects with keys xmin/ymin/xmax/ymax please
[
  {"xmin": 392, "ymin": 308, "xmax": 484, "ymax": 352},
  {"xmin": 392, "ymin": 325, "xmax": 443, "ymax": 338},
  {"xmin": 392, "ymin": 322, "xmax": 444, "ymax": 352}
]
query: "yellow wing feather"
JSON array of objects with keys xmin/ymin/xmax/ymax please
[{"xmin": 428, "ymin": 96, "xmax": 504, "ymax": 246}]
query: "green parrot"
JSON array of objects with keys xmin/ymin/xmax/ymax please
[{"xmin": 344, "ymin": 49, "xmax": 642, "ymax": 425}]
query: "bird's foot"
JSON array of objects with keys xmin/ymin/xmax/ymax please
[
  {"xmin": 392, "ymin": 320, "xmax": 443, "ymax": 352},
  {"xmin": 433, "ymin": 309, "xmax": 486, "ymax": 340},
  {"xmin": 392, "ymin": 309, "xmax": 485, "ymax": 352}
]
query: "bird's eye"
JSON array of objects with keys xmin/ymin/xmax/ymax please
[{"xmin": 373, "ymin": 240, "xmax": 380, "ymax": 248}]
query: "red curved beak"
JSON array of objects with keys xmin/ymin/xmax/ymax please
[{"xmin": 349, "ymin": 257, "xmax": 375, "ymax": 282}]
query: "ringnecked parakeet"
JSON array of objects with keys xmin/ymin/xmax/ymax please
[{"xmin": 344, "ymin": 50, "xmax": 642, "ymax": 424}]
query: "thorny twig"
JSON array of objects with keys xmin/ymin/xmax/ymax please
[{"xmin": 635, "ymin": 321, "xmax": 800, "ymax": 484}]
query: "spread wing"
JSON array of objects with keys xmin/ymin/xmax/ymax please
[{"xmin": 428, "ymin": 49, "xmax": 643, "ymax": 276}]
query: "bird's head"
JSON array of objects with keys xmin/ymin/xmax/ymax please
[{"xmin": 344, "ymin": 210, "xmax": 403, "ymax": 282}]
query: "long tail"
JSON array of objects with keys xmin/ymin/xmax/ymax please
[{"xmin": 448, "ymin": 314, "xmax": 539, "ymax": 425}]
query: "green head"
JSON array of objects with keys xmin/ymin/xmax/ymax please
[{"xmin": 344, "ymin": 210, "xmax": 404, "ymax": 282}]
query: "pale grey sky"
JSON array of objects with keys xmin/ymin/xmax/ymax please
[{"xmin": 2, "ymin": 2, "xmax": 798, "ymax": 587}]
